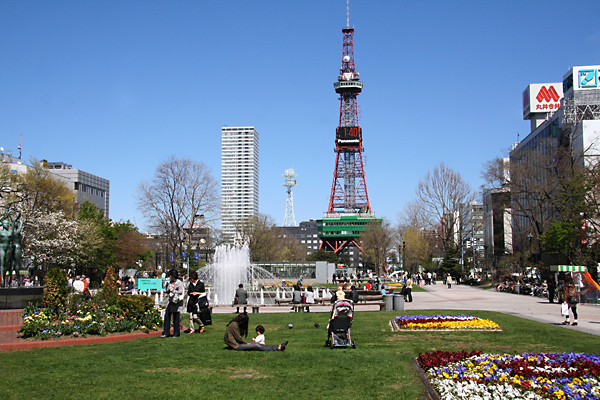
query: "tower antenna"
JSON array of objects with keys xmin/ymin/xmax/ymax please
[
  {"xmin": 346, "ymin": 0, "xmax": 350, "ymax": 28},
  {"xmin": 18, "ymin": 134, "xmax": 22, "ymax": 159},
  {"xmin": 282, "ymin": 168, "xmax": 298, "ymax": 227}
]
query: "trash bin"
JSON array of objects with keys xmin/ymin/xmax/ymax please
[
  {"xmin": 393, "ymin": 294, "xmax": 404, "ymax": 311},
  {"xmin": 384, "ymin": 295, "xmax": 393, "ymax": 311}
]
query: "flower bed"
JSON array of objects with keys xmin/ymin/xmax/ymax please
[
  {"xmin": 417, "ymin": 350, "xmax": 600, "ymax": 399},
  {"xmin": 393, "ymin": 315, "xmax": 501, "ymax": 331},
  {"xmin": 18, "ymin": 300, "xmax": 162, "ymax": 340}
]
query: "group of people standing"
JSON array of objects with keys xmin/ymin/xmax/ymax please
[
  {"xmin": 161, "ymin": 270, "xmax": 208, "ymax": 338},
  {"xmin": 160, "ymin": 270, "xmax": 289, "ymax": 351}
]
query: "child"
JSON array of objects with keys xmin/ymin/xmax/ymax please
[{"xmin": 252, "ymin": 325, "xmax": 265, "ymax": 345}]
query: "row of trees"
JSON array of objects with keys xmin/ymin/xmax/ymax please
[
  {"xmin": 133, "ymin": 156, "xmax": 478, "ymax": 276},
  {"xmin": 8, "ymin": 143, "xmax": 597, "ymax": 283},
  {"xmin": 1, "ymin": 161, "xmax": 150, "ymax": 283}
]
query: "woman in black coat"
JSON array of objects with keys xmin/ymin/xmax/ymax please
[{"xmin": 187, "ymin": 271, "xmax": 206, "ymax": 334}]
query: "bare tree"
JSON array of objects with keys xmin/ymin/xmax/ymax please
[
  {"xmin": 136, "ymin": 156, "xmax": 219, "ymax": 269},
  {"xmin": 416, "ymin": 163, "xmax": 473, "ymax": 252},
  {"xmin": 234, "ymin": 214, "xmax": 307, "ymax": 262},
  {"xmin": 361, "ymin": 218, "xmax": 395, "ymax": 276}
]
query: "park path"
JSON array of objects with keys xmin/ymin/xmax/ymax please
[
  {"xmin": 404, "ymin": 282, "xmax": 600, "ymax": 337},
  {"xmin": 1, "ymin": 282, "xmax": 598, "ymax": 351}
]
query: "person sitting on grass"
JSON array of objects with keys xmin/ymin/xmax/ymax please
[
  {"xmin": 252, "ymin": 325, "xmax": 265, "ymax": 344},
  {"xmin": 224, "ymin": 313, "xmax": 287, "ymax": 351}
]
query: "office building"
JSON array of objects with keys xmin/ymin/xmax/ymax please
[
  {"xmin": 221, "ymin": 126, "xmax": 259, "ymax": 244},
  {"xmin": 46, "ymin": 162, "xmax": 110, "ymax": 217},
  {"xmin": 0, "ymin": 151, "xmax": 109, "ymax": 217},
  {"xmin": 509, "ymin": 66, "xmax": 600, "ymax": 254}
]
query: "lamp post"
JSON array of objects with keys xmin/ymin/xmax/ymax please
[{"xmin": 527, "ymin": 233, "xmax": 534, "ymax": 264}]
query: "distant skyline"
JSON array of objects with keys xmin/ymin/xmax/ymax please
[{"xmin": 1, "ymin": 1, "xmax": 599, "ymax": 231}]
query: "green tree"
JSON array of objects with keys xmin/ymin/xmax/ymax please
[
  {"xmin": 402, "ymin": 227, "xmax": 430, "ymax": 273},
  {"xmin": 307, "ymin": 249, "xmax": 339, "ymax": 264},
  {"xmin": 77, "ymin": 201, "xmax": 116, "ymax": 273},
  {"xmin": 439, "ymin": 246, "xmax": 461, "ymax": 277}
]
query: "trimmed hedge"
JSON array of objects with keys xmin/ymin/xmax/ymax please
[{"xmin": 116, "ymin": 295, "xmax": 155, "ymax": 321}]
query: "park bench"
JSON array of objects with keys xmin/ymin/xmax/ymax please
[{"xmin": 208, "ymin": 304, "xmax": 265, "ymax": 313}]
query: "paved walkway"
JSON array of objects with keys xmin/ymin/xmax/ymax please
[
  {"xmin": 403, "ymin": 283, "xmax": 600, "ymax": 337},
  {"xmin": 2, "ymin": 283, "xmax": 598, "ymax": 350},
  {"xmin": 209, "ymin": 283, "xmax": 600, "ymax": 336}
]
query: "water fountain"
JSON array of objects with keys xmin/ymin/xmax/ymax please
[{"xmin": 198, "ymin": 244, "xmax": 291, "ymax": 305}]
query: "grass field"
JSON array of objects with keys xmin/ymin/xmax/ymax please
[{"xmin": 2, "ymin": 309, "xmax": 599, "ymax": 400}]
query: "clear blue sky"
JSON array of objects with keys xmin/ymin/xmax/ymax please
[{"xmin": 2, "ymin": 1, "xmax": 599, "ymax": 231}]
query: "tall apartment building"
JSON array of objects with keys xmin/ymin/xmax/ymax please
[{"xmin": 221, "ymin": 126, "xmax": 259, "ymax": 244}]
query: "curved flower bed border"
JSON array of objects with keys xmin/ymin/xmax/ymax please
[
  {"xmin": 391, "ymin": 315, "xmax": 502, "ymax": 332},
  {"xmin": 18, "ymin": 301, "xmax": 162, "ymax": 340},
  {"xmin": 415, "ymin": 350, "xmax": 600, "ymax": 399}
]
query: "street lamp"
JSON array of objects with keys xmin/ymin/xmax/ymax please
[{"xmin": 527, "ymin": 233, "xmax": 534, "ymax": 264}]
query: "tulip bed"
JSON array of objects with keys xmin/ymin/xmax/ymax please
[
  {"xmin": 18, "ymin": 300, "xmax": 162, "ymax": 340},
  {"xmin": 394, "ymin": 314, "xmax": 501, "ymax": 331},
  {"xmin": 418, "ymin": 350, "xmax": 600, "ymax": 399}
]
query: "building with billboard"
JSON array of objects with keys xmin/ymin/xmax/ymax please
[
  {"xmin": 221, "ymin": 126, "xmax": 259, "ymax": 244},
  {"xmin": 509, "ymin": 66, "xmax": 600, "ymax": 256}
]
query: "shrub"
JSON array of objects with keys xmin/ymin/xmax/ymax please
[
  {"xmin": 42, "ymin": 268, "xmax": 68, "ymax": 308},
  {"xmin": 117, "ymin": 295, "xmax": 155, "ymax": 321},
  {"xmin": 99, "ymin": 266, "xmax": 118, "ymax": 305}
]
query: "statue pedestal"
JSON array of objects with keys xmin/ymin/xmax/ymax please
[{"xmin": 0, "ymin": 287, "xmax": 44, "ymax": 309}]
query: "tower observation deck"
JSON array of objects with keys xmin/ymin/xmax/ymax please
[{"xmin": 318, "ymin": 6, "xmax": 381, "ymax": 263}]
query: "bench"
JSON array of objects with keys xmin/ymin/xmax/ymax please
[
  {"xmin": 358, "ymin": 295, "xmax": 386, "ymax": 302},
  {"xmin": 364, "ymin": 301, "xmax": 387, "ymax": 311},
  {"xmin": 208, "ymin": 304, "xmax": 265, "ymax": 313},
  {"xmin": 292, "ymin": 301, "xmax": 387, "ymax": 312},
  {"xmin": 290, "ymin": 304, "xmax": 332, "ymax": 312}
]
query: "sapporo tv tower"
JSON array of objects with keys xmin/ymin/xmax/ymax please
[{"xmin": 317, "ymin": 1, "xmax": 381, "ymax": 266}]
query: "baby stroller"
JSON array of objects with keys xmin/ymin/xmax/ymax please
[{"xmin": 325, "ymin": 299, "xmax": 356, "ymax": 349}]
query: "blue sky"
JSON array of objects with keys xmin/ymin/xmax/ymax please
[{"xmin": 1, "ymin": 1, "xmax": 599, "ymax": 231}]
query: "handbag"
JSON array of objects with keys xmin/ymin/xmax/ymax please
[
  {"xmin": 198, "ymin": 296, "xmax": 209, "ymax": 308},
  {"xmin": 169, "ymin": 293, "xmax": 180, "ymax": 304},
  {"xmin": 568, "ymin": 296, "xmax": 579, "ymax": 304}
]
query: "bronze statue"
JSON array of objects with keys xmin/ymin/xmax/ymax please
[{"xmin": 0, "ymin": 209, "xmax": 22, "ymax": 286}]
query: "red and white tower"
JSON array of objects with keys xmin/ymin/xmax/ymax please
[
  {"xmin": 317, "ymin": 3, "xmax": 379, "ymax": 262},
  {"xmin": 327, "ymin": 15, "xmax": 371, "ymax": 214}
]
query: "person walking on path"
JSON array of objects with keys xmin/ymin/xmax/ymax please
[
  {"xmin": 561, "ymin": 276, "xmax": 579, "ymax": 326},
  {"xmin": 224, "ymin": 313, "xmax": 288, "ymax": 351},
  {"xmin": 405, "ymin": 276, "xmax": 413, "ymax": 302},
  {"xmin": 548, "ymin": 274, "xmax": 556, "ymax": 303},
  {"xmin": 162, "ymin": 269, "xmax": 184, "ymax": 338},
  {"xmin": 234, "ymin": 284, "xmax": 248, "ymax": 313},
  {"xmin": 186, "ymin": 271, "xmax": 205, "ymax": 334}
]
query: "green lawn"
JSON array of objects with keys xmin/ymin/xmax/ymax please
[{"xmin": 1, "ymin": 310, "xmax": 598, "ymax": 400}]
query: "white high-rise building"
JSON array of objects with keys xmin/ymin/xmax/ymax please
[{"xmin": 221, "ymin": 126, "xmax": 259, "ymax": 244}]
